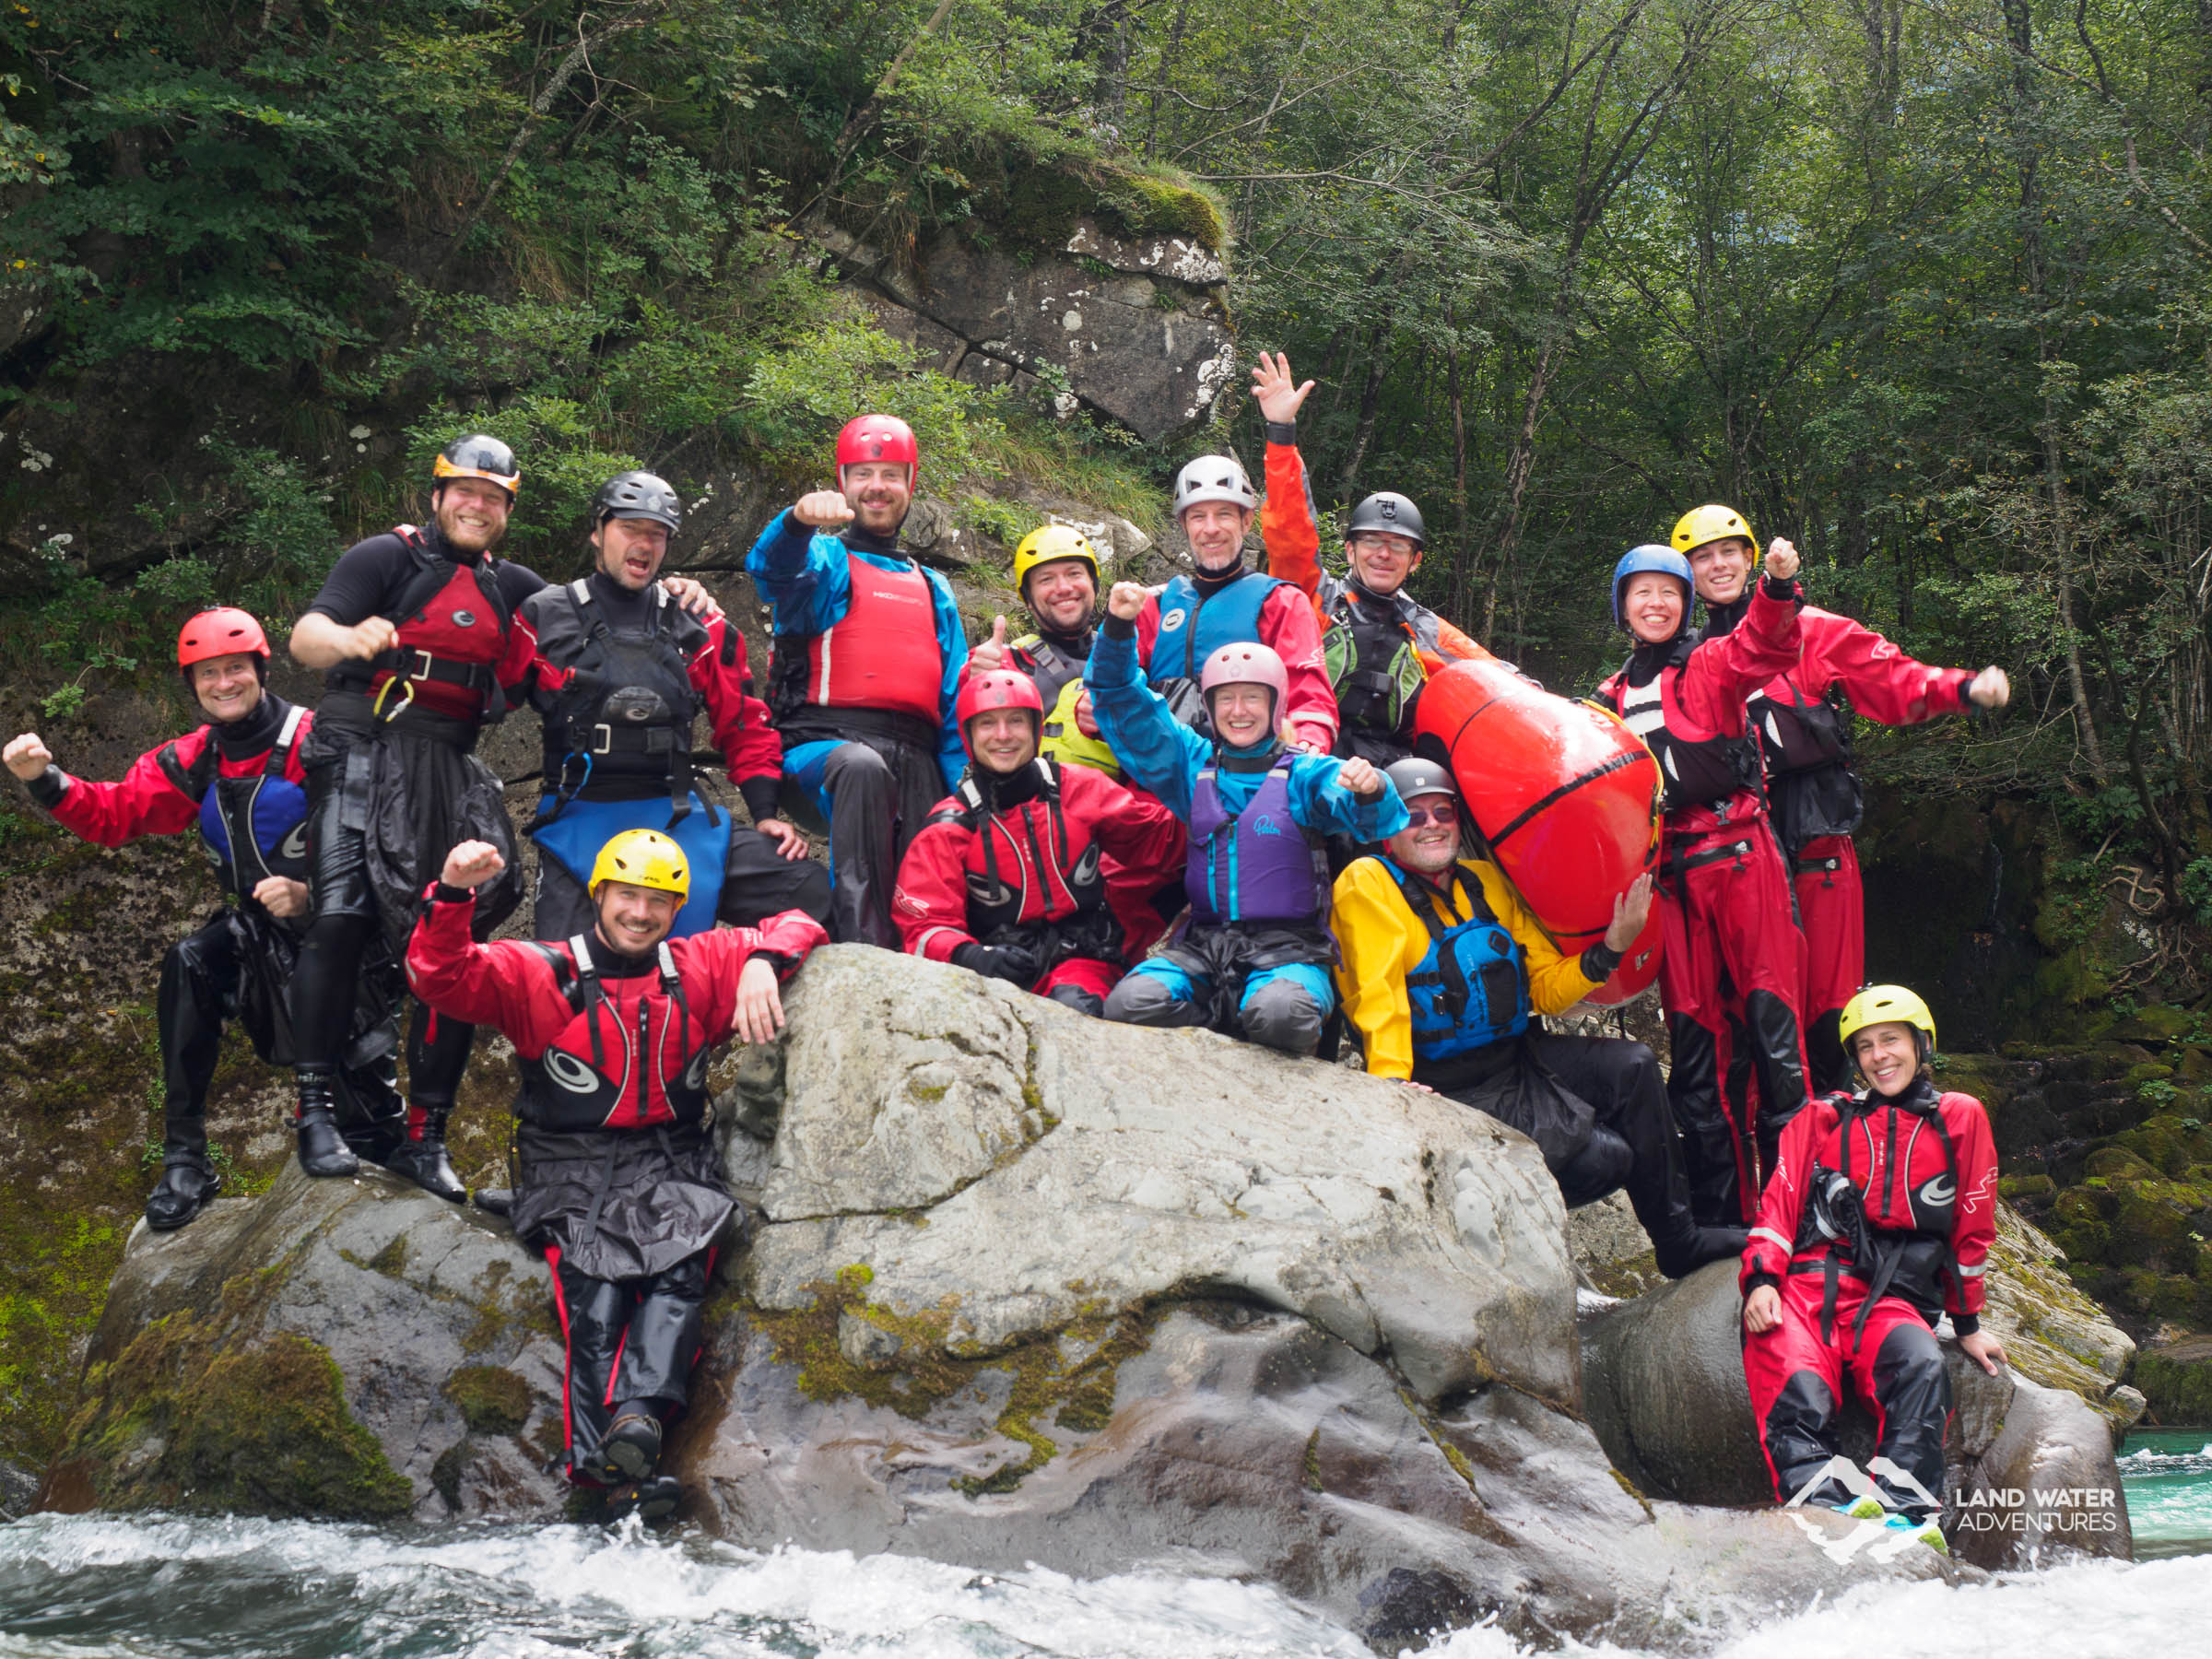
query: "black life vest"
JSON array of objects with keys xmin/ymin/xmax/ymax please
[
  {"xmin": 1750, "ymin": 682, "xmax": 1864, "ymax": 851},
  {"xmin": 513, "ymin": 935, "xmax": 713, "ymax": 1132},
  {"xmin": 1381, "ymin": 859, "xmax": 1529, "ymax": 1063},
  {"xmin": 1793, "ymin": 1086, "xmax": 1964, "ymax": 1342},
  {"xmin": 1613, "ymin": 640, "xmax": 1762, "ymax": 813},
  {"xmin": 528, "ymin": 579, "xmax": 719, "ymax": 832},
  {"xmin": 332, "ymin": 525, "xmax": 516, "ymax": 724},
  {"xmin": 1322, "ymin": 592, "xmax": 1427, "ymax": 744},
  {"xmin": 158, "ymin": 703, "xmax": 312, "ymax": 900}
]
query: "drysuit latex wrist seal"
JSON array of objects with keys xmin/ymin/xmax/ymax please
[
  {"xmin": 739, "ymin": 777, "xmax": 782, "ymax": 825},
  {"xmin": 432, "ymin": 882, "xmax": 476, "ymax": 906},
  {"xmin": 1760, "ymin": 571, "xmax": 1798, "ymax": 603},
  {"xmin": 1745, "ymin": 1270, "xmax": 1780, "ymax": 1297},
  {"xmin": 1101, "ymin": 613, "xmax": 1136, "ymax": 641},
  {"xmin": 25, "ymin": 765, "xmax": 67, "ymax": 810},
  {"xmin": 1265, "ymin": 420, "xmax": 1298, "ymax": 445},
  {"xmin": 1950, "ymin": 1312, "xmax": 1979, "ymax": 1337}
]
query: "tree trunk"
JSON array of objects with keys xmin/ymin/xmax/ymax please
[{"xmin": 1335, "ymin": 318, "xmax": 1394, "ymax": 503}]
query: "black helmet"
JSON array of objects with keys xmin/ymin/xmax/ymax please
[
  {"xmin": 594, "ymin": 470, "xmax": 681, "ymax": 532},
  {"xmin": 433, "ymin": 434, "xmax": 521, "ymax": 497},
  {"xmin": 1382, "ymin": 756, "xmax": 1458, "ymax": 805},
  {"xmin": 1347, "ymin": 491, "xmax": 1426, "ymax": 549}
]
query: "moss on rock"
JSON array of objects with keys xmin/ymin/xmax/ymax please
[{"xmin": 442, "ymin": 1366, "xmax": 532, "ymax": 1437}]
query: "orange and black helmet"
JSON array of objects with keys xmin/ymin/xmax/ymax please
[{"xmin": 432, "ymin": 434, "xmax": 521, "ymax": 499}]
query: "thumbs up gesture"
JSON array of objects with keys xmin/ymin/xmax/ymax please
[{"xmin": 970, "ymin": 614, "xmax": 1011, "ymax": 673}]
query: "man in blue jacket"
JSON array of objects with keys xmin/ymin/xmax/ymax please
[
  {"xmin": 1087, "ymin": 580, "xmax": 1406, "ymax": 1054},
  {"xmin": 746, "ymin": 416, "xmax": 968, "ymax": 946}
]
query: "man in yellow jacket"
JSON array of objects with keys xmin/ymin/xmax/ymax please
[{"xmin": 1333, "ymin": 757, "xmax": 1745, "ymax": 1278}]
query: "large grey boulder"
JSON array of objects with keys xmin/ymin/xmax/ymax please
[
  {"xmin": 1580, "ymin": 1259, "xmax": 2133, "ymax": 1568},
  {"xmin": 42, "ymin": 1161, "xmax": 568, "ymax": 1521}
]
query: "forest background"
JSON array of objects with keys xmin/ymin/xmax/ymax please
[{"xmin": 3, "ymin": 0, "xmax": 2211, "ymax": 968}]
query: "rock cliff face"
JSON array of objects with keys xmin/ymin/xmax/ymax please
[{"xmin": 53, "ymin": 945, "xmax": 2046, "ymax": 1648}]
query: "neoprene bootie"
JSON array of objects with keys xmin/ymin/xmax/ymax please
[
  {"xmin": 385, "ymin": 1103, "xmax": 466, "ymax": 1202},
  {"xmin": 293, "ymin": 1066, "xmax": 360, "ymax": 1178},
  {"xmin": 602, "ymin": 1475, "xmax": 681, "ymax": 1524},
  {"xmin": 145, "ymin": 1155, "xmax": 221, "ymax": 1231}
]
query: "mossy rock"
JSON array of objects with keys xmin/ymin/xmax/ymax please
[
  {"xmin": 2136, "ymin": 1340, "xmax": 2212, "ymax": 1424},
  {"xmin": 2056, "ymin": 1219, "xmax": 2112, "ymax": 1265},
  {"xmin": 2117, "ymin": 1266, "xmax": 2165, "ymax": 1313},
  {"xmin": 2052, "ymin": 1187, "xmax": 2110, "ymax": 1226},
  {"xmin": 2000, "ymin": 1173, "xmax": 2054, "ymax": 1202},
  {"xmin": 2085, "ymin": 1147, "xmax": 2158, "ymax": 1182},
  {"xmin": 56, "ymin": 1299, "xmax": 408, "ymax": 1519},
  {"xmin": 998, "ymin": 153, "xmax": 1229, "ymax": 255},
  {"xmin": 442, "ymin": 1366, "xmax": 532, "ymax": 1437},
  {"xmin": 2111, "ymin": 1005, "xmax": 2197, "ymax": 1046}
]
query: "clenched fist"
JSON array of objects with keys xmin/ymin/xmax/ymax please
[
  {"xmin": 4, "ymin": 733, "xmax": 53, "ymax": 782},
  {"xmin": 1107, "ymin": 581, "xmax": 1148, "ymax": 621},
  {"xmin": 1763, "ymin": 539, "xmax": 1801, "ymax": 583},
  {"xmin": 441, "ymin": 841, "xmax": 507, "ymax": 890},
  {"xmin": 794, "ymin": 490, "xmax": 855, "ymax": 531}
]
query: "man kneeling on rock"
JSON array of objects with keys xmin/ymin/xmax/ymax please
[
  {"xmin": 891, "ymin": 669, "xmax": 1182, "ymax": 1015},
  {"xmin": 406, "ymin": 829, "xmax": 826, "ymax": 1518},
  {"xmin": 1332, "ymin": 758, "xmax": 1745, "ymax": 1278},
  {"xmin": 1740, "ymin": 984, "xmax": 2004, "ymax": 1550}
]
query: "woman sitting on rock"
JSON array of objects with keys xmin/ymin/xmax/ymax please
[
  {"xmin": 1740, "ymin": 984, "xmax": 2006, "ymax": 1550},
  {"xmin": 1085, "ymin": 582, "xmax": 1405, "ymax": 1054},
  {"xmin": 406, "ymin": 828, "xmax": 826, "ymax": 1521}
]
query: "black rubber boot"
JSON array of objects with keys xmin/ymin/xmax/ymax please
[
  {"xmin": 600, "ymin": 1403, "xmax": 664, "ymax": 1483},
  {"xmin": 293, "ymin": 1065, "xmax": 361, "ymax": 1178},
  {"xmin": 473, "ymin": 1187, "xmax": 513, "ymax": 1217},
  {"xmin": 386, "ymin": 1105, "xmax": 466, "ymax": 1203},
  {"xmin": 145, "ymin": 1155, "xmax": 221, "ymax": 1231}
]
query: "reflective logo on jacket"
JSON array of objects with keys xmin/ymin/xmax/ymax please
[
  {"xmin": 159, "ymin": 704, "xmax": 312, "ymax": 897},
  {"xmin": 1382, "ymin": 859, "xmax": 1529, "ymax": 1060},
  {"xmin": 804, "ymin": 557, "xmax": 943, "ymax": 722},
  {"xmin": 513, "ymin": 935, "xmax": 712, "ymax": 1132}
]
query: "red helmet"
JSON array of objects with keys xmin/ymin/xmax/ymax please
[
  {"xmin": 955, "ymin": 669, "xmax": 1044, "ymax": 756},
  {"xmin": 835, "ymin": 414, "xmax": 919, "ymax": 486},
  {"xmin": 177, "ymin": 607, "xmax": 271, "ymax": 672}
]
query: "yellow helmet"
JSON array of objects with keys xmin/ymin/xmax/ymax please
[
  {"xmin": 588, "ymin": 829, "xmax": 689, "ymax": 900},
  {"xmin": 1011, "ymin": 524, "xmax": 1101, "ymax": 596},
  {"xmin": 1670, "ymin": 503, "xmax": 1756, "ymax": 559},
  {"xmin": 1839, "ymin": 983, "xmax": 1937, "ymax": 1066}
]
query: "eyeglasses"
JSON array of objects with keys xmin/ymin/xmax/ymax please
[
  {"xmin": 1347, "ymin": 535, "xmax": 1417, "ymax": 555},
  {"xmin": 1404, "ymin": 802, "xmax": 1460, "ymax": 827}
]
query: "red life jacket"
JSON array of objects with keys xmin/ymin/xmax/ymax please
[
  {"xmin": 800, "ymin": 558, "xmax": 942, "ymax": 722},
  {"xmin": 512, "ymin": 935, "xmax": 712, "ymax": 1131},
  {"xmin": 926, "ymin": 761, "xmax": 1112, "ymax": 935},
  {"xmin": 363, "ymin": 527, "xmax": 514, "ymax": 722}
]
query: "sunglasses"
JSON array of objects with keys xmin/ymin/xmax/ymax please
[{"xmin": 1404, "ymin": 801, "xmax": 1460, "ymax": 828}]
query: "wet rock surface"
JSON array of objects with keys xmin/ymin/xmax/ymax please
[{"xmin": 1581, "ymin": 1257, "xmax": 2133, "ymax": 1568}]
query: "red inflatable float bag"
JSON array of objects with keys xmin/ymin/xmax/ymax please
[{"xmin": 1411, "ymin": 657, "xmax": 1663, "ymax": 955}]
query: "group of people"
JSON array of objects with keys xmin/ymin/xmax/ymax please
[{"xmin": 6, "ymin": 351, "xmax": 2009, "ymax": 1542}]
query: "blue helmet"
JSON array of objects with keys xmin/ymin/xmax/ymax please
[{"xmin": 1611, "ymin": 544, "xmax": 1692, "ymax": 631}]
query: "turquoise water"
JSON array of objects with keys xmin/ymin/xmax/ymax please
[{"xmin": 2117, "ymin": 1427, "xmax": 2212, "ymax": 1560}]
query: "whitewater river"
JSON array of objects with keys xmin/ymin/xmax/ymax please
[{"xmin": 0, "ymin": 1438, "xmax": 2206, "ymax": 1658}]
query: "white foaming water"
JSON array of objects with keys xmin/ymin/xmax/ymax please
[{"xmin": 0, "ymin": 1513, "xmax": 2208, "ymax": 1658}]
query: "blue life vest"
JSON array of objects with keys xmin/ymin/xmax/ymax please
[
  {"xmin": 1186, "ymin": 753, "xmax": 1326, "ymax": 926},
  {"xmin": 530, "ymin": 791, "xmax": 733, "ymax": 938},
  {"xmin": 1381, "ymin": 858, "xmax": 1529, "ymax": 1061},
  {"xmin": 161, "ymin": 704, "xmax": 312, "ymax": 899},
  {"xmin": 1146, "ymin": 570, "xmax": 1289, "ymax": 708}
]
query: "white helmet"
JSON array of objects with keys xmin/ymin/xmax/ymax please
[{"xmin": 1172, "ymin": 454, "xmax": 1257, "ymax": 519}]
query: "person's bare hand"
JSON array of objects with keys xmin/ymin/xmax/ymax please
[
  {"xmin": 1743, "ymin": 1284, "xmax": 1783, "ymax": 1335},
  {"xmin": 1107, "ymin": 581, "xmax": 1147, "ymax": 621},
  {"xmin": 794, "ymin": 490, "xmax": 855, "ymax": 531},
  {"xmin": 441, "ymin": 841, "xmax": 507, "ymax": 890},
  {"xmin": 1338, "ymin": 755, "xmax": 1382, "ymax": 797},
  {"xmin": 1959, "ymin": 1328, "xmax": 2007, "ymax": 1376},
  {"xmin": 1968, "ymin": 667, "xmax": 2011, "ymax": 710},
  {"xmin": 1398, "ymin": 1078, "xmax": 1436, "ymax": 1094},
  {"xmin": 1073, "ymin": 688, "xmax": 1100, "ymax": 738},
  {"xmin": 253, "ymin": 876, "xmax": 310, "ymax": 918},
  {"xmin": 341, "ymin": 617, "xmax": 401, "ymax": 662},
  {"xmin": 664, "ymin": 576, "xmax": 721, "ymax": 618},
  {"xmin": 756, "ymin": 818, "xmax": 808, "ymax": 861},
  {"xmin": 4, "ymin": 734, "xmax": 53, "ymax": 782},
  {"xmin": 733, "ymin": 955, "xmax": 787, "ymax": 1045},
  {"xmin": 970, "ymin": 615, "xmax": 1010, "ymax": 673},
  {"xmin": 1604, "ymin": 874, "xmax": 1654, "ymax": 953},
  {"xmin": 1763, "ymin": 539, "xmax": 1800, "ymax": 583},
  {"xmin": 1251, "ymin": 350, "xmax": 1315, "ymax": 426}
]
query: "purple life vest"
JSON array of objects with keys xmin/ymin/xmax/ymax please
[{"xmin": 1186, "ymin": 754, "xmax": 1326, "ymax": 925}]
